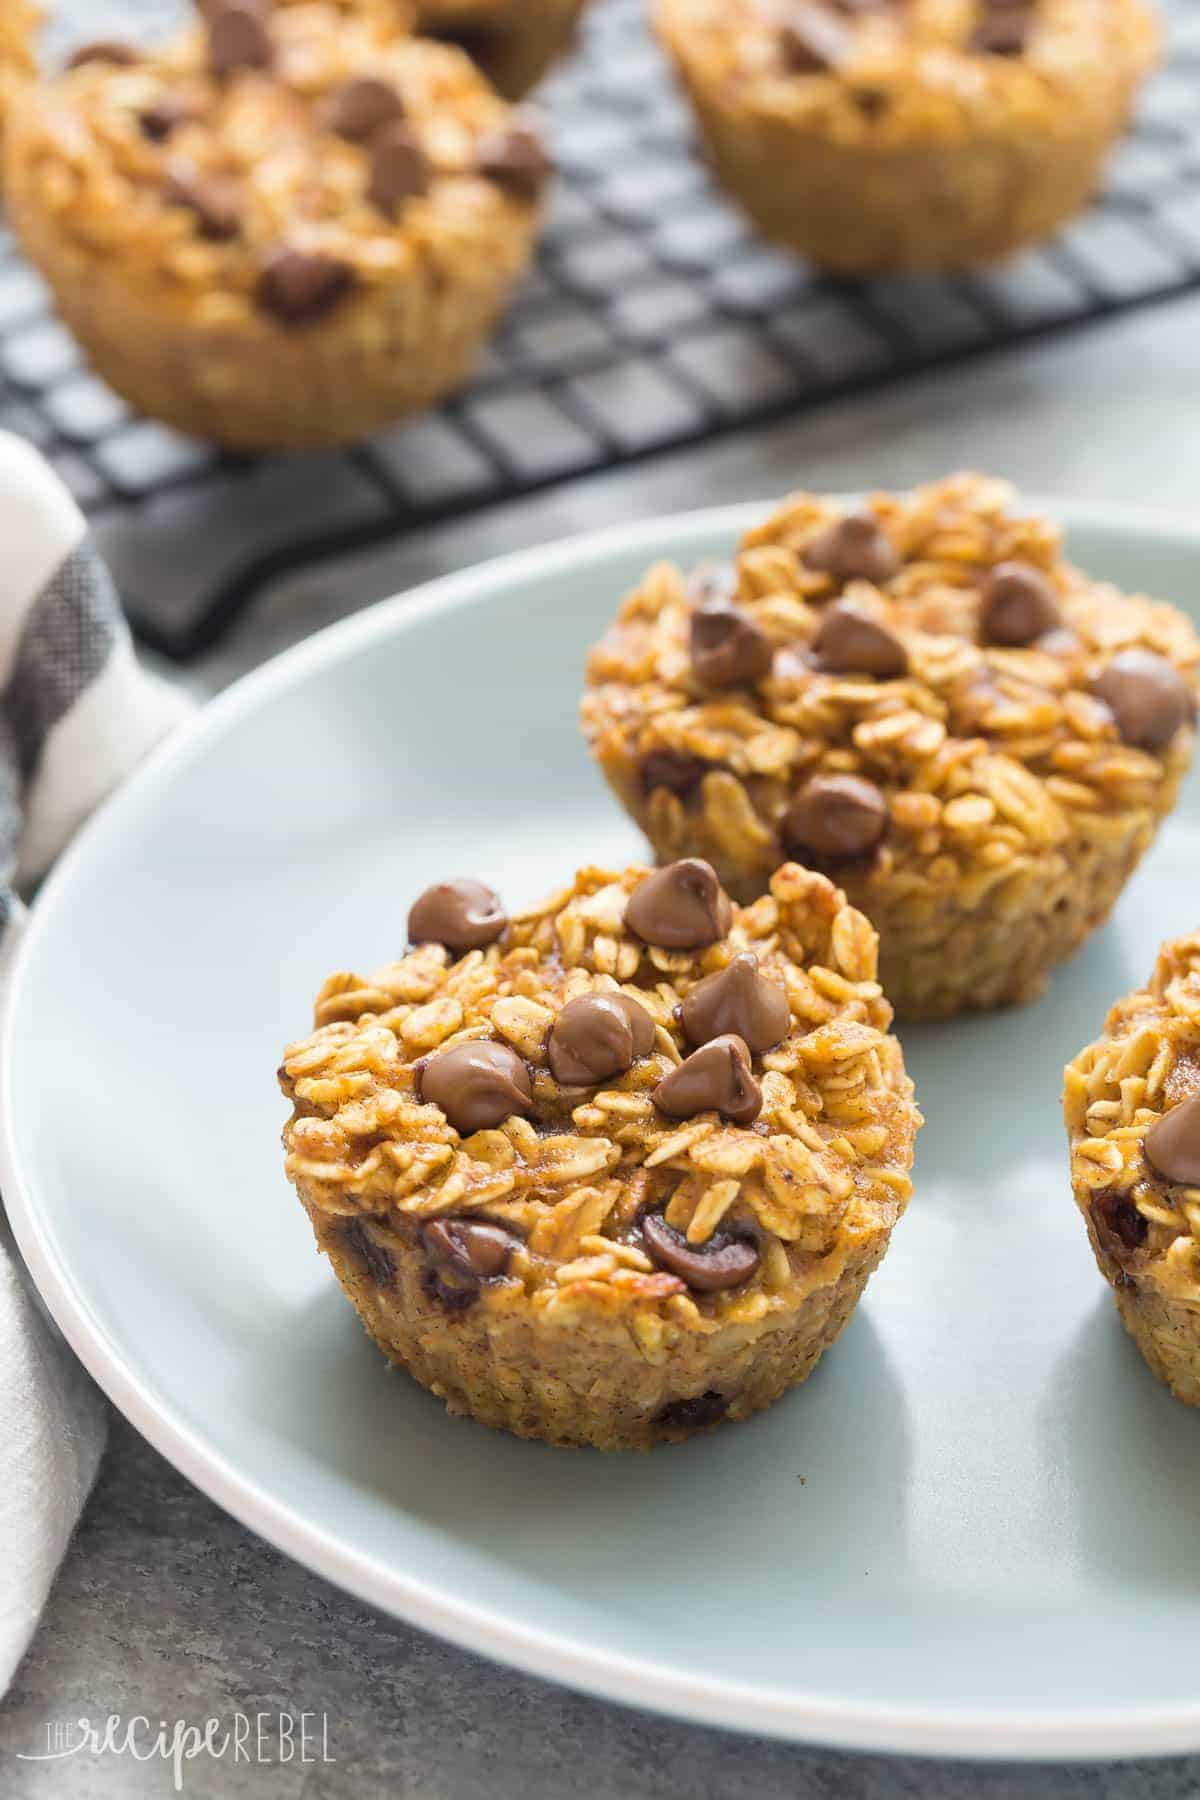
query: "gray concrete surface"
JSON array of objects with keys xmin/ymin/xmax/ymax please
[{"xmin": 6, "ymin": 293, "xmax": 1200, "ymax": 1796}]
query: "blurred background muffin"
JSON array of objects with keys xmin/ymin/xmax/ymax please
[
  {"xmin": 655, "ymin": 0, "xmax": 1159, "ymax": 272},
  {"xmin": 4, "ymin": 0, "xmax": 550, "ymax": 448}
]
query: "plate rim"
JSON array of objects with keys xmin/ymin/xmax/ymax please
[{"xmin": 7, "ymin": 494, "xmax": 1200, "ymax": 1762}]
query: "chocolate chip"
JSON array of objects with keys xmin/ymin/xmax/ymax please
[
  {"xmin": 422, "ymin": 1216, "xmax": 520, "ymax": 1280},
  {"xmin": 652, "ymin": 1033, "xmax": 762, "ymax": 1125},
  {"xmin": 476, "ymin": 121, "xmax": 550, "ymax": 200},
  {"xmin": 139, "ymin": 96, "xmax": 191, "ymax": 142},
  {"xmin": 1144, "ymin": 1092, "xmax": 1200, "ymax": 1186},
  {"xmin": 641, "ymin": 1209, "xmax": 761, "ymax": 1289},
  {"xmin": 980, "ymin": 560, "xmax": 1061, "ymax": 646},
  {"xmin": 782, "ymin": 772, "xmax": 887, "ymax": 861},
  {"xmin": 624, "ymin": 859, "xmax": 734, "ymax": 950},
  {"xmin": 655, "ymin": 1389, "xmax": 729, "ymax": 1430},
  {"xmin": 780, "ymin": 3, "xmax": 851, "ymax": 71},
  {"xmin": 417, "ymin": 1040, "xmax": 532, "ymax": 1136},
  {"xmin": 341, "ymin": 1218, "xmax": 396, "ymax": 1288},
  {"xmin": 320, "ymin": 75, "xmax": 405, "ymax": 142},
  {"xmin": 1092, "ymin": 649, "xmax": 1194, "ymax": 751},
  {"xmin": 408, "ymin": 879, "xmax": 506, "ymax": 953},
  {"xmin": 812, "ymin": 598, "xmax": 908, "ymax": 678},
  {"xmin": 1092, "ymin": 1190, "xmax": 1149, "ymax": 1261},
  {"xmin": 367, "ymin": 123, "xmax": 431, "ymax": 215},
  {"xmin": 256, "ymin": 248, "xmax": 355, "ymax": 325},
  {"xmin": 690, "ymin": 603, "xmax": 773, "ymax": 690},
  {"xmin": 165, "ymin": 167, "xmax": 241, "ymax": 241},
  {"xmin": 641, "ymin": 749, "xmax": 710, "ymax": 798},
  {"xmin": 208, "ymin": 1, "xmax": 272, "ymax": 77},
  {"xmin": 679, "ymin": 952, "xmax": 790, "ymax": 1054},
  {"xmin": 547, "ymin": 992, "xmax": 656, "ymax": 1086},
  {"xmin": 687, "ymin": 562, "xmax": 738, "ymax": 607},
  {"xmin": 803, "ymin": 511, "xmax": 899, "ymax": 586},
  {"xmin": 67, "ymin": 41, "xmax": 141, "ymax": 69},
  {"xmin": 970, "ymin": 2, "xmax": 1034, "ymax": 54}
]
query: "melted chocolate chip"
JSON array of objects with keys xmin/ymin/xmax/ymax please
[
  {"xmin": 417, "ymin": 1040, "xmax": 532, "ymax": 1135},
  {"xmin": 321, "ymin": 75, "xmax": 405, "ymax": 142},
  {"xmin": 690, "ymin": 603, "xmax": 773, "ymax": 690},
  {"xmin": 208, "ymin": 1, "xmax": 272, "ymax": 76},
  {"xmin": 408, "ymin": 879, "xmax": 506, "ymax": 953},
  {"xmin": 547, "ymin": 992, "xmax": 656, "ymax": 1086},
  {"xmin": 970, "ymin": 1, "xmax": 1034, "ymax": 54},
  {"xmin": 782, "ymin": 772, "xmax": 887, "ymax": 861},
  {"xmin": 678, "ymin": 952, "xmax": 790, "ymax": 1054},
  {"xmin": 780, "ymin": 3, "xmax": 851, "ymax": 71},
  {"xmin": 422, "ymin": 1216, "xmax": 520, "ymax": 1280},
  {"xmin": 1092, "ymin": 649, "xmax": 1194, "ymax": 751},
  {"xmin": 476, "ymin": 121, "xmax": 550, "ymax": 200},
  {"xmin": 139, "ymin": 96, "xmax": 191, "ymax": 142},
  {"xmin": 624, "ymin": 859, "xmax": 734, "ymax": 950},
  {"xmin": 257, "ymin": 248, "xmax": 355, "ymax": 325},
  {"xmin": 67, "ymin": 40, "xmax": 141, "ymax": 69},
  {"xmin": 812, "ymin": 598, "xmax": 908, "ymax": 678},
  {"xmin": 165, "ymin": 167, "xmax": 241, "ymax": 241},
  {"xmin": 340, "ymin": 1217, "xmax": 396, "ymax": 1288},
  {"xmin": 1144, "ymin": 1092, "xmax": 1200, "ymax": 1186},
  {"xmin": 652, "ymin": 1033, "xmax": 762, "ymax": 1125},
  {"xmin": 803, "ymin": 510, "xmax": 900, "ymax": 586},
  {"xmin": 1091, "ymin": 1191, "xmax": 1149, "ymax": 1265},
  {"xmin": 980, "ymin": 560, "xmax": 1061, "ymax": 646},
  {"xmin": 368, "ymin": 123, "xmax": 431, "ymax": 214},
  {"xmin": 655, "ymin": 1390, "xmax": 729, "ymax": 1431},
  {"xmin": 641, "ymin": 749, "xmax": 710, "ymax": 798},
  {"xmin": 642, "ymin": 1209, "xmax": 762, "ymax": 1290}
]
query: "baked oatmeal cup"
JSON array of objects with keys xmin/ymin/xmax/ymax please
[
  {"xmin": 4, "ymin": 0, "xmax": 548, "ymax": 449},
  {"xmin": 581, "ymin": 474, "xmax": 1200, "ymax": 1021},
  {"xmin": 0, "ymin": 2, "xmax": 36, "ymax": 152},
  {"xmin": 279, "ymin": 860, "xmax": 920, "ymax": 1448},
  {"xmin": 418, "ymin": 0, "xmax": 589, "ymax": 97},
  {"xmin": 654, "ymin": 0, "xmax": 1157, "ymax": 273},
  {"xmin": 1066, "ymin": 936, "xmax": 1200, "ymax": 1405}
]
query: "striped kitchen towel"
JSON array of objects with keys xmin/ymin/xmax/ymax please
[{"xmin": 0, "ymin": 431, "xmax": 188, "ymax": 1692}]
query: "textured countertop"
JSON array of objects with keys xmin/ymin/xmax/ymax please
[{"xmin": 5, "ymin": 296, "xmax": 1200, "ymax": 1797}]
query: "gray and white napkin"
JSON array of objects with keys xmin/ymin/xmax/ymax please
[{"xmin": 0, "ymin": 430, "xmax": 188, "ymax": 1692}]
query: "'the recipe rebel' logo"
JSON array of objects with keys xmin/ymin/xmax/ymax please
[{"xmin": 16, "ymin": 1713, "xmax": 335, "ymax": 1790}]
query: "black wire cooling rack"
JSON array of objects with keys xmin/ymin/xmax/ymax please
[{"xmin": 7, "ymin": 0, "xmax": 1200, "ymax": 658}]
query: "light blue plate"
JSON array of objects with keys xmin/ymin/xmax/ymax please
[{"xmin": 5, "ymin": 501, "xmax": 1200, "ymax": 1760}]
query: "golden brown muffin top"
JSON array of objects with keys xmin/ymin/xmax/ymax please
[
  {"xmin": 12, "ymin": 0, "xmax": 547, "ymax": 327},
  {"xmin": 582, "ymin": 473, "xmax": 1199, "ymax": 891},
  {"xmin": 1066, "ymin": 935, "xmax": 1200, "ymax": 1304},
  {"xmin": 655, "ymin": 0, "xmax": 1158, "ymax": 142},
  {"xmin": 279, "ymin": 861, "xmax": 920, "ymax": 1331}
]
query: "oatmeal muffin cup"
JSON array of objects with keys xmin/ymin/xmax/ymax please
[
  {"xmin": 418, "ymin": 0, "xmax": 590, "ymax": 98},
  {"xmin": 581, "ymin": 474, "xmax": 1200, "ymax": 1021},
  {"xmin": 4, "ymin": 0, "xmax": 549, "ymax": 449},
  {"xmin": 279, "ymin": 859, "xmax": 920, "ymax": 1449},
  {"xmin": 654, "ymin": 0, "xmax": 1157, "ymax": 273},
  {"xmin": 1065, "ymin": 936, "xmax": 1200, "ymax": 1405},
  {"xmin": 0, "ymin": 2, "xmax": 36, "ymax": 152}
]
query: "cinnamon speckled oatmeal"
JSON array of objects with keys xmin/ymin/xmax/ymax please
[
  {"xmin": 654, "ymin": 0, "xmax": 1157, "ymax": 271},
  {"xmin": 4, "ymin": 0, "xmax": 547, "ymax": 448},
  {"xmin": 279, "ymin": 860, "xmax": 920, "ymax": 1449},
  {"xmin": 580, "ymin": 474, "xmax": 1200, "ymax": 1021},
  {"xmin": 1065, "ymin": 936, "xmax": 1200, "ymax": 1405}
]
